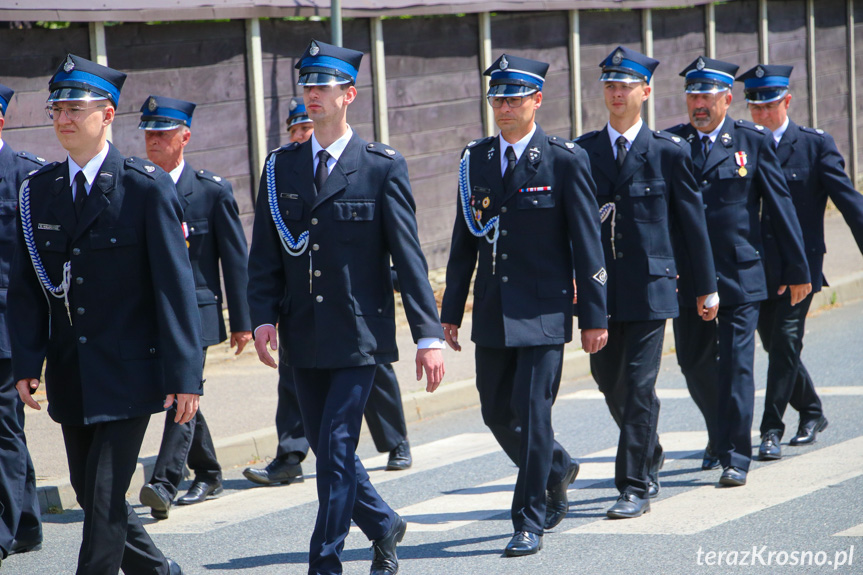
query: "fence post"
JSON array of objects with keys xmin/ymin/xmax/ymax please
[
  {"xmin": 371, "ymin": 17, "xmax": 390, "ymax": 145},
  {"xmin": 88, "ymin": 22, "xmax": 112, "ymax": 142},
  {"xmin": 807, "ymin": 0, "xmax": 818, "ymax": 127},
  {"xmin": 479, "ymin": 12, "xmax": 494, "ymax": 138},
  {"xmin": 643, "ymin": 8, "xmax": 655, "ymax": 130},
  {"xmin": 705, "ymin": 3, "xmax": 716, "ymax": 58},
  {"xmin": 245, "ymin": 18, "xmax": 266, "ymax": 200},
  {"xmin": 569, "ymin": 10, "xmax": 582, "ymax": 139},
  {"xmin": 759, "ymin": 0, "xmax": 769, "ymax": 64},
  {"xmin": 849, "ymin": 0, "xmax": 859, "ymax": 186}
]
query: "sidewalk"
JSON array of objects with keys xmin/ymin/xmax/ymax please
[{"xmin": 25, "ymin": 209, "xmax": 863, "ymax": 512}]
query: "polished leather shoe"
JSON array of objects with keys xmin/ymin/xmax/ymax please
[
  {"xmin": 759, "ymin": 431, "xmax": 782, "ymax": 460},
  {"xmin": 504, "ymin": 531, "xmax": 542, "ymax": 557},
  {"xmin": 647, "ymin": 480, "xmax": 660, "ymax": 499},
  {"xmin": 243, "ymin": 458, "xmax": 303, "ymax": 486},
  {"xmin": 702, "ymin": 443, "xmax": 721, "ymax": 470},
  {"xmin": 8, "ymin": 537, "xmax": 42, "ymax": 555},
  {"xmin": 386, "ymin": 440, "xmax": 412, "ymax": 471},
  {"xmin": 167, "ymin": 558, "xmax": 184, "ymax": 575},
  {"xmin": 176, "ymin": 480, "xmax": 223, "ymax": 505},
  {"xmin": 719, "ymin": 466, "xmax": 747, "ymax": 487},
  {"xmin": 139, "ymin": 483, "xmax": 173, "ymax": 520},
  {"xmin": 370, "ymin": 513, "xmax": 407, "ymax": 575},
  {"xmin": 647, "ymin": 450, "xmax": 665, "ymax": 499},
  {"xmin": 790, "ymin": 416, "xmax": 828, "ymax": 446},
  {"xmin": 607, "ymin": 492, "xmax": 650, "ymax": 519},
  {"xmin": 543, "ymin": 459, "xmax": 580, "ymax": 530}
]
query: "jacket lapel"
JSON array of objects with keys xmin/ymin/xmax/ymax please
[
  {"xmin": 502, "ymin": 125, "xmax": 544, "ymax": 205},
  {"xmin": 313, "ymin": 133, "xmax": 360, "ymax": 210},
  {"xmin": 73, "ymin": 144, "xmax": 119, "ymax": 240},
  {"xmin": 615, "ymin": 124, "xmax": 649, "ymax": 191},
  {"xmin": 776, "ymin": 121, "xmax": 798, "ymax": 166},
  {"xmin": 174, "ymin": 164, "xmax": 195, "ymax": 211},
  {"xmin": 46, "ymin": 160, "xmax": 77, "ymax": 236},
  {"xmin": 289, "ymin": 141, "xmax": 315, "ymax": 207},
  {"xmin": 590, "ymin": 127, "xmax": 618, "ymax": 188},
  {"xmin": 701, "ymin": 116, "xmax": 735, "ymax": 176}
]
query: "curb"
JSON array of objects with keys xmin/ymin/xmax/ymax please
[{"xmin": 35, "ymin": 272, "xmax": 863, "ymax": 513}]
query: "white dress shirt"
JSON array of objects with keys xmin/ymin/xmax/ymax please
[
  {"xmin": 168, "ymin": 160, "xmax": 186, "ymax": 184},
  {"xmin": 607, "ymin": 119, "xmax": 643, "ymax": 160},
  {"xmin": 68, "ymin": 142, "xmax": 110, "ymax": 201},
  {"xmin": 499, "ymin": 123, "xmax": 537, "ymax": 176}
]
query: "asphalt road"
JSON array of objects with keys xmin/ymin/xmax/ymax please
[{"xmin": 6, "ymin": 299, "xmax": 863, "ymax": 575}]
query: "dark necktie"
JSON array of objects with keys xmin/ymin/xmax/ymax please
[
  {"xmin": 693, "ymin": 135, "xmax": 710, "ymax": 173},
  {"xmin": 314, "ymin": 150, "xmax": 330, "ymax": 195},
  {"xmin": 615, "ymin": 136, "xmax": 628, "ymax": 169},
  {"xmin": 503, "ymin": 146, "xmax": 517, "ymax": 190},
  {"xmin": 73, "ymin": 170, "xmax": 88, "ymax": 219}
]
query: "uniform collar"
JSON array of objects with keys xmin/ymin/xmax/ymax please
[
  {"xmin": 772, "ymin": 116, "xmax": 790, "ymax": 146},
  {"xmin": 606, "ymin": 118, "xmax": 643, "ymax": 154},
  {"xmin": 498, "ymin": 122, "xmax": 537, "ymax": 175},
  {"xmin": 68, "ymin": 142, "xmax": 110, "ymax": 191},
  {"xmin": 0, "ymin": 139, "xmax": 4, "ymax": 154},
  {"xmin": 311, "ymin": 125, "xmax": 353, "ymax": 168},
  {"xmin": 695, "ymin": 121, "xmax": 724, "ymax": 145},
  {"xmin": 169, "ymin": 159, "xmax": 186, "ymax": 184}
]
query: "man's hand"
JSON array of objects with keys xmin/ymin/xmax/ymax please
[
  {"xmin": 164, "ymin": 393, "xmax": 200, "ymax": 424},
  {"xmin": 696, "ymin": 294, "xmax": 719, "ymax": 322},
  {"xmin": 254, "ymin": 325, "xmax": 278, "ymax": 368},
  {"xmin": 416, "ymin": 348, "xmax": 445, "ymax": 393},
  {"xmin": 230, "ymin": 331, "xmax": 253, "ymax": 355},
  {"xmin": 16, "ymin": 379, "xmax": 41, "ymax": 410},
  {"xmin": 442, "ymin": 323, "xmax": 461, "ymax": 352},
  {"xmin": 581, "ymin": 328, "xmax": 608, "ymax": 354},
  {"xmin": 778, "ymin": 283, "xmax": 812, "ymax": 306}
]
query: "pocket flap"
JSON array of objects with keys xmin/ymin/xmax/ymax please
[
  {"xmin": 196, "ymin": 287, "xmax": 218, "ymax": 306},
  {"xmin": 34, "ymin": 229, "xmax": 68, "ymax": 253},
  {"xmin": 281, "ymin": 198, "xmax": 304, "ymax": 221},
  {"xmin": 517, "ymin": 193, "xmax": 555, "ymax": 209},
  {"xmin": 90, "ymin": 227, "xmax": 137, "ymax": 250},
  {"xmin": 120, "ymin": 338, "xmax": 159, "ymax": 360},
  {"xmin": 537, "ymin": 279, "xmax": 572, "ymax": 299},
  {"xmin": 187, "ymin": 219, "xmax": 209, "ymax": 236},
  {"xmin": 783, "ymin": 166, "xmax": 810, "ymax": 182},
  {"xmin": 629, "ymin": 180, "xmax": 666, "ymax": 197},
  {"xmin": 647, "ymin": 255, "xmax": 677, "ymax": 277},
  {"xmin": 735, "ymin": 243, "xmax": 762, "ymax": 263},
  {"xmin": 334, "ymin": 200, "xmax": 375, "ymax": 221}
]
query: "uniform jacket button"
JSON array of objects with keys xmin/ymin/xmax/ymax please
[
  {"xmin": 314, "ymin": 270, "xmax": 321, "ymax": 277},
  {"xmin": 72, "ymin": 248, "xmax": 81, "ymax": 255},
  {"xmin": 500, "ymin": 206, "xmax": 507, "ymax": 213},
  {"xmin": 110, "ymin": 238, "xmax": 117, "ymax": 244},
  {"xmin": 76, "ymin": 307, "xmax": 85, "ymax": 315},
  {"xmin": 614, "ymin": 195, "xmax": 621, "ymax": 201},
  {"xmin": 312, "ymin": 244, "xmax": 320, "ymax": 251},
  {"xmin": 501, "ymin": 254, "xmax": 508, "ymax": 260},
  {"xmin": 501, "ymin": 276, "xmax": 509, "ymax": 282},
  {"xmin": 501, "ymin": 230, "xmax": 508, "ymax": 236},
  {"xmin": 617, "ymin": 252, "xmax": 624, "ymax": 259},
  {"xmin": 149, "ymin": 347, "xmax": 156, "ymax": 354},
  {"xmin": 44, "ymin": 241, "xmax": 51, "ymax": 247},
  {"xmin": 76, "ymin": 277, "xmax": 84, "ymax": 285},
  {"xmin": 315, "ymin": 295, "xmax": 323, "ymax": 302},
  {"xmin": 78, "ymin": 336, "xmax": 87, "ymax": 344},
  {"xmin": 311, "ymin": 218, "xmax": 319, "ymax": 225}
]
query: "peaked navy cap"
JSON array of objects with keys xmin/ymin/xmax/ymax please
[
  {"xmin": 288, "ymin": 97, "xmax": 311, "ymax": 127},
  {"xmin": 484, "ymin": 54, "xmax": 549, "ymax": 97},
  {"xmin": 0, "ymin": 84, "xmax": 13, "ymax": 114},
  {"xmin": 679, "ymin": 56, "xmax": 739, "ymax": 93},
  {"xmin": 138, "ymin": 95, "xmax": 196, "ymax": 130},
  {"xmin": 48, "ymin": 54, "xmax": 126, "ymax": 106},
  {"xmin": 295, "ymin": 39, "xmax": 363, "ymax": 86},
  {"xmin": 737, "ymin": 64, "xmax": 793, "ymax": 103},
  {"xmin": 599, "ymin": 46, "xmax": 659, "ymax": 83}
]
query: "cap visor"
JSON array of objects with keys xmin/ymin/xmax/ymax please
[
  {"xmin": 138, "ymin": 119, "xmax": 185, "ymax": 131},
  {"xmin": 684, "ymin": 81, "xmax": 731, "ymax": 94},
  {"xmin": 47, "ymin": 88, "xmax": 110, "ymax": 103},
  {"xmin": 600, "ymin": 71, "xmax": 647, "ymax": 83},
  {"xmin": 289, "ymin": 116, "xmax": 312, "ymax": 127},
  {"xmin": 487, "ymin": 84, "xmax": 538, "ymax": 98},
  {"xmin": 744, "ymin": 88, "xmax": 788, "ymax": 103},
  {"xmin": 297, "ymin": 71, "xmax": 352, "ymax": 86}
]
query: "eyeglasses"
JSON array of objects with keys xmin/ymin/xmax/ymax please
[
  {"xmin": 487, "ymin": 96, "xmax": 531, "ymax": 109},
  {"xmin": 45, "ymin": 104, "xmax": 107, "ymax": 122},
  {"xmin": 747, "ymin": 100, "xmax": 783, "ymax": 111}
]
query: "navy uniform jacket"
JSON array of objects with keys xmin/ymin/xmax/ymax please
[
  {"xmin": 9, "ymin": 144, "xmax": 203, "ymax": 425},
  {"xmin": 576, "ymin": 124, "xmax": 717, "ymax": 322},
  {"xmin": 0, "ymin": 144, "xmax": 44, "ymax": 359},
  {"xmin": 762, "ymin": 121, "xmax": 863, "ymax": 296},
  {"xmin": 247, "ymin": 133, "xmax": 443, "ymax": 369},
  {"xmin": 176, "ymin": 165, "xmax": 251, "ymax": 346},
  {"xmin": 668, "ymin": 117, "xmax": 810, "ymax": 306},
  {"xmin": 440, "ymin": 124, "xmax": 608, "ymax": 348}
]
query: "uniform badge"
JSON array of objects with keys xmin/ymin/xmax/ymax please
[
  {"xmin": 686, "ymin": 133, "xmax": 696, "ymax": 142},
  {"xmin": 500, "ymin": 55, "xmax": 509, "ymax": 70},
  {"xmin": 755, "ymin": 124, "xmax": 765, "ymax": 131},
  {"xmin": 528, "ymin": 146, "xmax": 541, "ymax": 162},
  {"xmin": 565, "ymin": 142, "xmax": 575, "ymax": 149},
  {"xmin": 147, "ymin": 97, "xmax": 158, "ymax": 112},
  {"xmin": 755, "ymin": 65, "xmax": 765, "ymax": 78},
  {"xmin": 672, "ymin": 136, "xmax": 681, "ymax": 143},
  {"xmin": 63, "ymin": 54, "xmax": 75, "ymax": 73},
  {"xmin": 696, "ymin": 57, "xmax": 705, "ymax": 71},
  {"xmin": 734, "ymin": 151, "xmax": 748, "ymax": 177},
  {"xmin": 592, "ymin": 268, "xmax": 608, "ymax": 286},
  {"xmin": 474, "ymin": 209, "xmax": 482, "ymax": 222},
  {"xmin": 481, "ymin": 196, "xmax": 490, "ymax": 209},
  {"xmin": 38, "ymin": 223, "xmax": 61, "ymax": 231},
  {"xmin": 144, "ymin": 165, "xmax": 155, "ymax": 173},
  {"xmin": 213, "ymin": 175, "xmax": 222, "ymax": 182},
  {"xmin": 385, "ymin": 148, "xmax": 396, "ymax": 156},
  {"xmin": 488, "ymin": 146, "xmax": 495, "ymax": 161},
  {"xmin": 720, "ymin": 132, "xmax": 732, "ymax": 146},
  {"xmin": 309, "ymin": 41, "xmax": 320, "ymax": 56},
  {"xmin": 37, "ymin": 156, "xmax": 46, "ymax": 162},
  {"xmin": 612, "ymin": 49, "xmax": 624, "ymax": 65},
  {"xmin": 468, "ymin": 140, "xmax": 476, "ymax": 147}
]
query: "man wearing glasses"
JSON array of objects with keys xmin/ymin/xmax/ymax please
[
  {"xmin": 667, "ymin": 57, "xmax": 810, "ymax": 487},
  {"xmin": 738, "ymin": 64, "xmax": 863, "ymax": 459},
  {"xmin": 441, "ymin": 54, "xmax": 608, "ymax": 556},
  {"xmin": 9, "ymin": 54, "xmax": 201, "ymax": 575}
]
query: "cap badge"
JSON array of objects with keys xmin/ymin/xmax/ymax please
[
  {"xmin": 755, "ymin": 66, "xmax": 765, "ymax": 78},
  {"xmin": 500, "ymin": 55, "xmax": 509, "ymax": 70},
  {"xmin": 309, "ymin": 41, "xmax": 320, "ymax": 57},
  {"xmin": 147, "ymin": 97, "xmax": 158, "ymax": 112},
  {"xmin": 612, "ymin": 50, "xmax": 624, "ymax": 65},
  {"xmin": 63, "ymin": 55, "xmax": 75, "ymax": 73},
  {"xmin": 289, "ymin": 99, "xmax": 298, "ymax": 111},
  {"xmin": 696, "ymin": 57, "xmax": 705, "ymax": 71}
]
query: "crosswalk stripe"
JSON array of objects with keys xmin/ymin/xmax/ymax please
[
  {"xmin": 560, "ymin": 386, "xmax": 863, "ymax": 402},
  {"xmin": 565, "ymin": 435, "xmax": 863, "ymax": 535},
  {"xmin": 146, "ymin": 432, "xmax": 501, "ymax": 534}
]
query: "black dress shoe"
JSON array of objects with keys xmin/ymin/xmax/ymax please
[
  {"xmin": 543, "ymin": 459, "xmax": 580, "ymax": 530},
  {"xmin": 647, "ymin": 481, "xmax": 660, "ymax": 499},
  {"xmin": 759, "ymin": 431, "xmax": 782, "ymax": 460},
  {"xmin": 790, "ymin": 416, "xmax": 828, "ymax": 446},
  {"xmin": 607, "ymin": 492, "xmax": 650, "ymax": 519},
  {"xmin": 647, "ymin": 449, "xmax": 664, "ymax": 499},
  {"xmin": 504, "ymin": 531, "xmax": 542, "ymax": 557},
  {"xmin": 386, "ymin": 440, "xmax": 412, "ymax": 471},
  {"xmin": 242, "ymin": 458, "xmax": 304, "ymax": 486},
  {"xmin": 702, "ymin": 443, "xmax": 721, "ymax": 470},
  {"xmin": 176, "ymin": 480, "xmax": 223, "ymax": 505},
  {"xmin": 8, "ymin": 537, "xmax": 42, "ymax": 555},
  {"xmin": 167, "ymin": 558, "xmax": 184, "ymax": 575},
  {"xmin": 139, "ymin": 483, "xmax": 173, "ymax": 520},
  {"xmin": 719, "ymin": 466, "xmax": 747, "ymax": 487},
  {"xmin": 370, "ymin": 514, "xmax": 407, "ymax": 575}
]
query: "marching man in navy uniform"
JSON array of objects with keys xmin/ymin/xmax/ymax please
[
  {"xmin": 9, "ymin": 54, "xmax": 202, "ymax": 575},
  {"xmin": 0, "ymin": 83, "xmax": 44, "ymax": 565},
  {"xmin": 247, "ymin": 40, "xmax": 445, "ymax": 575},
  {"xmin": 740, "ymin": 65, "xmax": 863, "ymax": 458},
  {"xmin": 667, "ymin": 57, "xmax": 810, "ymax": 486},
  {"xmin": 576, "ymin": 47, "xmax": 717, "ymax": 518},
  {"xmin": 136, "ymin": 95, "xmax": 252, "ymax": 519},
  {"xmin": 441, "ymin": 54, "xmax": 608, "ymax": 556}
]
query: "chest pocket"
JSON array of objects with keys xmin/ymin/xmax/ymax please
[
  {"xmin": 90, "ymin": 227, "xmax": 137, "ymax": 250},
  {"xmin": 783, "ymin": 166, "xmax": 810, "ymax": 186},
  {"xmin": 630, "ymin": 179, "xmax": 666, "ymax": 222},
  {"xmin": 186, "ymin": 219, "xmax": 209, "ymax": 236},
  {"xmin": 281, "ymin": 198, "xmax": 304, "ymax": 221},
  {"xmin": 717, "ymin": 165, "xmax": 754, "ymax": 204},
  {"xmin": 34, "ymin": 229, "xmax": 69, "ymax": 253},
  {"xmin": 517, "ymin": 192, "xmax": 554, "ymax": 209},
  {"xmin": 334, "ymin": 200, "xmax": 375, "ymax": 221}
]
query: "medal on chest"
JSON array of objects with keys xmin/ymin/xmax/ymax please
[{"xmin": 735, "ymin": 151, "xmax": 748, "ymax": 177}]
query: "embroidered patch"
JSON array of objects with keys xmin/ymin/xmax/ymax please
[
  {"xmin": 592, "ymin": 268, "xmax": 608, "ymax": 286},
  {"xmin": 38, "ymin": 223, "xmax": 61, "ymax": 231}
]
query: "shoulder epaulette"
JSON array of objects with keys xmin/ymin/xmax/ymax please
[
  {"xmin": 799, "ymin": 126, "xmax": 826, "ymax": 136},
  {"xmin": 548, "ymin": 135, "xmax": 577, "ymax": 152},
  {"xmin": 269, "ymin": 142, "xmax": 299, "ymax": 156},
  {"xmin": 17, "ymin": 150, "xmax": 47, "ymax": 166},
  {"xmin": 665, "ymin": 123, "xmax": 688, "ymax": 135},
  {"xmin": 24, "ymin": 161, "xmax": 60, "ymax": 182},
  {"xmin": 574, "ymin": 130, "xmax": 600, "ymax": 143},
  {"xmin": 735, "ymin": 119, "xmax": 768, "ymax": 133},
  {"xmin": 653, "ymin": 130, "xmax": 686, "ymax": 146},
  {"xmin": 366, "ymin": 142, "xmax": 400, "ymax": 159},
  {"xmin": 125, "ymin": 156, "xmax": 161, "ymax": 179},
  {"xmin": 195, "ymin": 168, "xmax": 226, "ymax": 184},
  {"xmin": 465, "ymin": 136, "xmax": 495, "ymax": 149}
]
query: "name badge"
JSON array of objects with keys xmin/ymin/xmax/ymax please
[{"xmin": 38, "ymin": 223, "xmax": 61, "ymax": 231}]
